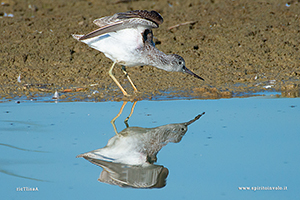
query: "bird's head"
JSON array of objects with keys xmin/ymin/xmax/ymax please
[{"xmin": 169, "ymin": 54, "xmax": 204, "ymax": 81}]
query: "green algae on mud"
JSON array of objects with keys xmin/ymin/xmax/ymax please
[{"xmin": 0, "ymin": 0, "xmax": 300, "ymax": 101}]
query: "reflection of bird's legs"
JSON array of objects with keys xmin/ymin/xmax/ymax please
[
  {"xmin": 124, "ymin": 101, "xmax": 137, "ymax": 128},
  {"xmin": 109, "ymin": 61, "xmax": 129, "ymax": 96},
  {"xmin": 111, "ymin": 101, "xmax": 128, "ymax": 136},
  {"xmin": 122, "ymin": 66, "xmax": 138, "ymax": 93}
]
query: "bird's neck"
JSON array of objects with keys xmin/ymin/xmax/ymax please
[{"xmin": 143, "ymin": 45, "xmax": 174, "ymax": 72}]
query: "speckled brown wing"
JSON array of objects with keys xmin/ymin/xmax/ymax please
[
  {"xmin": 93, "ymin": 10, "xmax": 163, "ymax": 27},
  {"xmin": 113, "ymin": 10, "xmax": 163, "ymax": 26},
  {"xmin": 79, "ymin": 10, "xmax": 163, "ymax": 41}
]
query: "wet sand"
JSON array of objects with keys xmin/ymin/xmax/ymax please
[{"xmin": 1, "ymin": 0, "xmax": 299, "ymax": 101}]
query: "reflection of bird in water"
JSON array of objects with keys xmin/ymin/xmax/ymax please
[
  {"xmin": 77, "ymin": 111, "xmax": 205, "ymax": 165},
  {"xmin": 77, "ymin": 102, "xmax": 205, "ymax": 188}
]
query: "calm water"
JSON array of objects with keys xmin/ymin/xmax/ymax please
[{"xmin": 0, "ymin": 96, "xmax": 299, "ymax": 199}]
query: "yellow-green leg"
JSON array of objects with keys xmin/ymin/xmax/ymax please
[
  {"xmin": 122, "ymin": 66, "xmax": 138, "ymax": 93},
  {"xmin": 109, "ymin": 61, "xmax": 129, "ymax": 96}
]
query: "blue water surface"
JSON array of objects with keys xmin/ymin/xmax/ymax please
[{"xmin": 0, "ymin": 96, "xmax": 299, "ymax": 200}]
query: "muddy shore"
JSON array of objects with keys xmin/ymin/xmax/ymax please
[{"xmin": 1, "ymin": 0, "xmax": 299, "ymax": 101}]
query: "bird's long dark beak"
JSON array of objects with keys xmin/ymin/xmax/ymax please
[{"xmin": 183, "ymin": 66, "xmax": 204, "ymax": 81}]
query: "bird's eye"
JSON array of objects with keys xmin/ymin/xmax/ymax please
[{"xmin": 179, "ymin": 61, "xmax": 182, "ymax": 65}]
